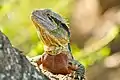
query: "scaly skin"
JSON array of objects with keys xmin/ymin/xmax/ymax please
[{"xmin": 31, "ymin": 9, "xmax": 85, "ymax": 79}]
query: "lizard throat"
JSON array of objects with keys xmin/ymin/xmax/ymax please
[{"xmin": 44, "ymin": 45, "xmax": 69, "ymax": 55}]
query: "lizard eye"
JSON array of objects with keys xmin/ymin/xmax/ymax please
[{"xmin": 50, "ymin": 16, "xmax": 70, "ymax": 37}]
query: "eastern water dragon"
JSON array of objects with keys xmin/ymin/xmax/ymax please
[{"xmin": 31, "ymin": 9, "xmax": 85, "ymax": 80}]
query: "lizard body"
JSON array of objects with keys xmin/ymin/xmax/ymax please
[{"xmin": 31, "ymin": 9, "xmax": 85, "ymax": 79}]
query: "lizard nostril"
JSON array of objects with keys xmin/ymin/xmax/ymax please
[
  {"xmin": 46, "ymin": 13, "xmax": 50, "ymax": 16},
  {"xmin": 32, "ymin": 10, "xmax": 42, "ymax": 16},
  {"xmin": 32, "ymin": 11, "xmax": 37, "ymax": 16}
]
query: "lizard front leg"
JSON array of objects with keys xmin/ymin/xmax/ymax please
[{"xmin": 68, "ymin": 59, "xmax": 85, "ymax": 80}]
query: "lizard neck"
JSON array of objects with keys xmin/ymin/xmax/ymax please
[{"xmin": 44, "ymin": 44, "xmax": 70, "ymax": 55}]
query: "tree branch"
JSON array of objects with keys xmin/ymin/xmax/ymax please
[{"xmin": 0, "ymin": 31, "xmax": 49, "ymax": 80}]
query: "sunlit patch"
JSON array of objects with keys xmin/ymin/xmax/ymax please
[
  {"xmin": 84, "ymin": 25, "xmax": 119, "ymax": 53},
  {"xmin": 7, "ymin": 12, "xmax": 15, "ymax": 20},
  {"xmin": 104, "ymin": 53, "xmax": 120, "ymax": 68},
  {"xmin": 0, "ymin": 26, "xmax": 3, "ymax": 32}
]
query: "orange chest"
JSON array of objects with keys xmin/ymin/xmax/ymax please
[{"xmin": 40, "ymin": 53, "xmax": 71, "ymax": 74}]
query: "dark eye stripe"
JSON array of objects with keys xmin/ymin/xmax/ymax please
[
  {"xmin": 48, "ymin": 16, "xmax": 53, "ymax": 22},
  {"xmin": 61, "ymin": 23, "xmax": 70, "ymax": 37},
  {"xmin": 50, "ymin": 16, "xmax": 70, "ymax": 37}
]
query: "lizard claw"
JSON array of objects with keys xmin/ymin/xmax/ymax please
[{"xmin": 68, "ymin": 59, "xmax": 85, "ymax": 80}]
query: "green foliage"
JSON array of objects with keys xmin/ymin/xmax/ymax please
[
  {"xmin": 27, "ymin": 41, "xmax": 44, "ymax": 57},
  {"xmin": 72, "ymin": 44, "xmax": 111, "ymax": 68}
]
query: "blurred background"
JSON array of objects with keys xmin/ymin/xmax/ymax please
[{"xmin": 0, "ymin": 0, "xmax": 120, "ymax": 80}]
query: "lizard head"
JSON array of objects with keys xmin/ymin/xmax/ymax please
[{"xmin": 31, "ymin": 9, "xmax": 71, "ymax": 54}]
